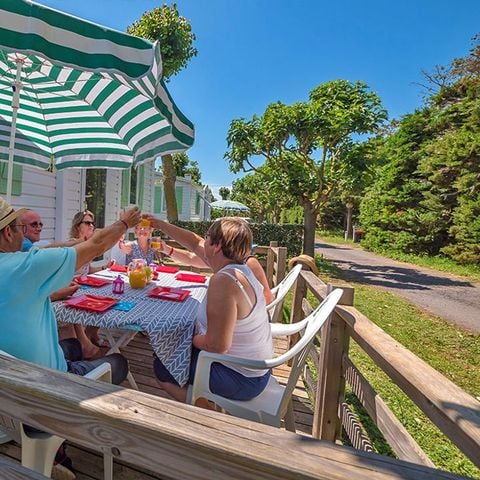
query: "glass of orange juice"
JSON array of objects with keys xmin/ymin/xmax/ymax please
[{"xmin": 151, "ymin": 236, "xmax": 161, "ymax": 250}]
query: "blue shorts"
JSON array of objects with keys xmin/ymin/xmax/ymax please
[{"xmin": 153, "ymin": 347, "xmax": 271, "ymax": 401}]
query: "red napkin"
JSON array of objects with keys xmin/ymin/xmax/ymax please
[
  {"xmin": 175, "ymin": 272, "xmax": 207, "ymax": 283},
  {"xmin": 74, "ymin": 276, "xmax": 111, "ymax": 287},
  {"xmin": 148, "ymin": 286, "xmax": 190, "ymax": 302},
  {"xmin": 156, "ymin": 265, "xmax": 179, "ymax": 274},
  {"xmin": 110, "ymin": 264, "xmax": 128, "ymax": 273}
]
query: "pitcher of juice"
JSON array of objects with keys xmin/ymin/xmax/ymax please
[{"xmin": 128, "ymin": 258, "xmax": 148, "ymax": 289}]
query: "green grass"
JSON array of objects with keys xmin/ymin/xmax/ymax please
[
  {"xmin": 316, "ymin": 229, "xmax": 480, "ymax": 283},
  {"xmin": 307, "ymin": 256, "xmax": 480, "ymax": 478}
]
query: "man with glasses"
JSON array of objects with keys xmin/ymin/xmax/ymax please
[
  {"xmin": 20, "ymin": 209, "xmax": 44, "ymax": 251},
  {"xmin": 0, "ymin": 195, "xmax": 141, "ymax": 383}
]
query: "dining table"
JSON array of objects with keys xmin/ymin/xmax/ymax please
[{"xmin": 52, "ymin": 269, "xmax": 208, "ymax": 390}]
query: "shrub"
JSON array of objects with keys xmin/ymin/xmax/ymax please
[{"xmin": 155, "ymin": 221, "xmax": 304, "ymax": 257}]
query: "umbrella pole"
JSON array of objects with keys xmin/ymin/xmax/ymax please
[{"xmin": 6, "ymin": 59, "xmax": 23, "ymax": 203}]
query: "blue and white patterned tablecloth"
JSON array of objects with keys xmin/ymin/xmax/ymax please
[{"xmin": 53, "ymin": 271, "xmax": 208, "ymax": 386}]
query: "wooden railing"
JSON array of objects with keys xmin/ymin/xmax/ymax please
[
  {"xmin": 290, "ymin": 269, "xmax": 480, "ymax": 474},
  {"xmin": 0, "ymin": 248, "xmax": 477, "ymax": 479},
  {"xmin": 0, "ymin": 355, "xmax": 470, "ymax": 480}
]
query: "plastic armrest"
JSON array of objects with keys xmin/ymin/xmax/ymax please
[{"xmin": 270, "ymin": 319, "xmax": 308, "ymax": 336}]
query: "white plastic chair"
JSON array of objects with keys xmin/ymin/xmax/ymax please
[
  {"xmin": 188, "ymin": 288, "xmax": 343, "ymax": 431},
  {"xmin": 267, "ymin": 264, "xmax": 303, "ymax": 323},
  {"xmin": 0, "ymin": 351, "xmax": 112, "ymax": 479}
]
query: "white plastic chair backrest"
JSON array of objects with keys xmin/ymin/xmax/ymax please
[
  {"xmin": 267, "ymin": 264, "xmax": 303, "ymax": 323},
  {"xmin": 269, "ymin": 288, "xmax": 343, "ymax": 419}
]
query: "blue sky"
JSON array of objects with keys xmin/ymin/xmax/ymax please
[{"xmin": 39, "ymin": 0, "xmax": 480, "ymax": 197}]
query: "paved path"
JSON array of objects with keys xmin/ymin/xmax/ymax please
[{"xmin": 315, "ymin": 241, "xmax": 480, "ymax": 334}]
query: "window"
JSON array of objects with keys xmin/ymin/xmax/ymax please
[{"xmin": 85, "ymin": 169, "xmax": 106, "ymax": 228}]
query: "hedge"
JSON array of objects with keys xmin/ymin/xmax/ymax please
[{"xmin": 155, "ymin": 221, "xmax": 303, "ymax": 258}]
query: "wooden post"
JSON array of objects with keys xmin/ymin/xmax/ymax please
[
  {"xmin": 312, "ymin": 284, "xmax": 354, "ymax": 440},
  {"xmin": 266, "ymin": 241, "xmax": 277, "ymax": 287},
  {"xmin": 276, "ymin": 246, "xmax": 287, "ymax": 284}
]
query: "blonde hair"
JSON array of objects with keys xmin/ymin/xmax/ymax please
[
  {"xmin": 70, "ymin": 210, "xmax": 95, "ymax": 239},
  {"xmin": 207, "ymin": 217, "xmax": 252, "ymax": 264}
]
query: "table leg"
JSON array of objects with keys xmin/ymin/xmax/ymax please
[{"xmin": 104, "ymin": 330, "xmax": 139, "ymax": 390}]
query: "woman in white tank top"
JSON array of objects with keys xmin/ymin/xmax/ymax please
[{"xmin": 147, "ymin": 216, "xmax": 273, "ymax": 403}]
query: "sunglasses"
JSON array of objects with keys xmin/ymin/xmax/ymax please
[
  {"xmin": 28, "ymin": 222, "xmax": 43, "ymax": 229},
  {"xmin": 80, "ymin": 221, "xmax": 95, "ymax": 227}
]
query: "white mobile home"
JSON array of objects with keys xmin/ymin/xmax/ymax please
[{"xmin": 2, "ymin": 159, "xmax": 212, "ymax": 246}]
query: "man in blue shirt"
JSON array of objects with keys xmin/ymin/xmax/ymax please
[
  {"xmin": 20, "ymin": 209, "xmax": 43, "ymax": 252},
  {"xmin": 0, "ymin": 196, "xmax": 141, "ymax": 383}
]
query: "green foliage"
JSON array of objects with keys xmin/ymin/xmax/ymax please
[
  {"xmin": 360, "ymin": 36, "xmax": 480, "ymax": 264},
  {"xmin": 210, "ymin": 208, "xmax": 248, "ymax": 220},
  {"xmin": 280, "ymin": 205, "xmax": 304, "ymax": 224},
  {"xmin": 171, "ymin": 152, "xmax": 202, "ymax": 185},
  {"xmin": 218, "ymin": 186, "xmax": 230, "ymax": 200},
  {"xmin": 231, "ymin": 169, "xmax": 293, "ymax": 222},
  {"xmin": 248, "ymin": 223, "xmax": 303, "ymax": 257},
  {"xmin": 127, "ymin": 3, "xmax": 197, "ymax": 80},
  {"xmin": 158, "ymin": 221, "xmax": 303, "ymax": 257},
  {"xmin": 225, "ymin": 79, "xmax": 386, "ymax": 255}
]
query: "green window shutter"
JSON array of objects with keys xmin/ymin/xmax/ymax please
[
  {"xmin": 137, "ymin": 165, "xmax": 145, "ymax": 209},
  {"xmin": 195, "ymin": 192, "xmax": 201, "ymax": 215},
  {"xmin": 153, "ymin": 185, "xmax": 162, "ymax": 214},
  {"xmin": 0, "ymin": 162, "xmax": 22, "ymax": 196},
  {"xmin": 175, "ymin": 186, "xmax": 183, "ymax": 214},
  {"xmin": 121, "ymin": 169, "xmax": 130, "ymax": 208}
]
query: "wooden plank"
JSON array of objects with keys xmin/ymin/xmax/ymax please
[
  {"xmin": 344, "ymin": 358, "xmax": 435, "ymax": 467},
  {"xmin": 336, "ymin": 306, "xmax": 480, "ymax": 469},
  {"xmin": 266, "ymin": 242, "xmax": 276, "ymax": 288},
  {"xmin": 0, "ymin": 357, "xmax": 469, "ymax": 480},
  {"xmin": 0, "ymin": 457, "xmax": 48, "ymax": 480}
]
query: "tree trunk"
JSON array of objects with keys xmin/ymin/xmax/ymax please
[
  {"xmin": 303, "ymin": 202, "xmax": 317, "ymax": 257},
  {"xmin": 162, "ymin": 154, "xmax": 178, "ymax": 222}
]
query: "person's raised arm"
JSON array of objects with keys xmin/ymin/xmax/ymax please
[
  {"xmin": 74, "ymin": 207, "xmax": 141, "ymax": 271},
  {"xmin": 143, "ymin": 215, "xmax": 206, "ymax": 261},
  {"xmin": 156, "ymin": 240, "xmax": 208, "ymax": 269},
  {"xmin": 246, "ymin": 256, "xmax": 274, "ymax": 304}
]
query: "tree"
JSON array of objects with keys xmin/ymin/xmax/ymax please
[
  {"xmin": 218, "ymin": 187, "xmax": 230, "ymax": 200},
  {"xmin": 128, "ymin": 4, "xmax": 197, "ymax": 222},
  {"xmin": 360, "ymin": 35, "xmax": 480, "ymax": 263},
  {"xmin": 170, "ymin": 152, "xmax": 202, "ymax": 185},
  {"xmin": 230, "ymin": 169, "xmax": 291, "ymax": 222},
  {"xmin": 225, "ymin": 80, "xmax": 386, "ymax": 256}
]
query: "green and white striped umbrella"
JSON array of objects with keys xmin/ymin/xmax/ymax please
[{"xmin": 0, "ymin": 0, "xmax": 194, "ymax": 200}]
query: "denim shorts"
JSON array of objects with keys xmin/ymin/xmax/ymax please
[{"xmin": 153, "ymin": 347, "xmax": 271, "ymax": 401}]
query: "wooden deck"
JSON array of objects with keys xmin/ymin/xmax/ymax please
[{"xmin": 0, "ymin": 332, "xmax": 313, "ymax": 480}]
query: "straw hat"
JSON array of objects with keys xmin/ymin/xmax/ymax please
[{"xmin": 0, "ymin": 196, "xmax": 27, "ymax": 231}]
